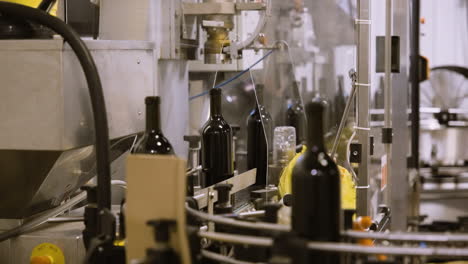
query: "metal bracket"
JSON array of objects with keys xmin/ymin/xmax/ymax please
[
  {"xmin": 202, "ymin": 20, "xmax": 225, "ymax": 28},
  {"xmin": 355, "ymin": 19, "xmax": 371, "ymax": 25},
  {"xmin": 382, "ymin": 127, "xmax": 393, "ymax": 144},
  {"xmin": 350, "ymin": 143, "xmax": 362, "ymax": 163},
  {"xmin": 182, "ymin": 2, "xmax": 235, "ymax": 15},
  {"xmin": 235, "ymin": 2, "xmax": 266, "ymax": 11},
  {"xmin": 192, "ymin": 169, "xmax": 256, "ymax": 209},
  {"xmin": 182, "ymin": 2, "xmax": 266, "ymax": 16}
]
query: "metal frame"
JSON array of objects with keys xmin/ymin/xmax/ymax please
[
  {"xmin": 389, "ymin": 0, "xmax": 411, "ymax": 231},
  {"xmin": 356, "ymin": 0, "xmax": 371, "ymax": 217},
  {"xmin": 198, "ymin": 230, "xmax": 468, "ymax": 258}
]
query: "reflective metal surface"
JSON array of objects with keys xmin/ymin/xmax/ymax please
[
  {"xmin": 193, "ymin": 169, "xmax": 256, "ymax": 209},
  {"xmin": 0, "ymin": 39, "xmax": 152, "ymax": 218},
  {"xmin": 356, "ymin": 0, "xmax": 371, "ymax": 217},
  {"xmin": 0, "ymin": 135, "xmax": 135, "ymax": 219},
  {"xmin": 0, "ymin": 39, "xmax": 153, "ymax": 150},
  {"xmin": 0, "ymin": 222, "xmax": 85, "ymax": 264},
  {"xmin": 389, "ymin": 0, "xmax": 410, "ymax": 231}
]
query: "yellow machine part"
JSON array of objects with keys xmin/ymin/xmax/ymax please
[
  {"xmin": 30, "ymin": 243, "xmax": 65, "ymax": 264},
  {"xmin": 278, "ymin": 146, "xmax": 357, "ymax": 210},
  {"xmin": 1, "ymin": 0, "xmax": 57, "ymax": 15}
]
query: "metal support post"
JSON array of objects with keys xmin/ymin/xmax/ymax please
[
  {"xmin": 389, "ymin": 0, "xmax": 411, "ymax": 231},
  {"xmin": 355, "ymin": 0, "xmax": 371, "ymax": 217}
]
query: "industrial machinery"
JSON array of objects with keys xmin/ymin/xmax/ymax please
[{"xmin": 1, "ymin": 0, "xmax": 468, "ymax": 263}]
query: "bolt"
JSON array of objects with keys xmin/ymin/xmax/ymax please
[{"xmin": 201, "ymin": 238, "xmax": 210, "ymax": 248}]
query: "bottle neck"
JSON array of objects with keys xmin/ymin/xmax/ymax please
[
  {"xmin": 292, "ymin": 82, "xmax": 301, "ymax": 98},
  {"xmin": 306, "ymin": 111, "xmax": 325, "ymax": 151},
  {"xmin": 146, "ymin": 103, "xmax": 162, "ymax": 132},
  {"xmin": 210, "ymin": 92, "xmax": 222, "ymax": 117},
  {"xmin": 255, "ymin": 86, "xmax": 264, "ymax": 106}
]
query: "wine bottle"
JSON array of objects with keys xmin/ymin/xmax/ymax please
[
  {"xmin": 247, "ymin": 85, "xmax": 272, "ymax": 187},
  {"xmin": 133, "ymin": 96, "xmax": 174, "ymax": 155},
  {"xmin": 291, "ymin": 101, "xmax": 341, "ymax": 263},
  {"xmin": 334, "ymin": 75, "xmax": 346, "ymax": 126},
  {"xmin": 286, "ymin": 81, "xmax": 306, "ymax": 145},
  {"xmin": 201, "ymin": 88, "xmax": 234, "ymax": 186}
]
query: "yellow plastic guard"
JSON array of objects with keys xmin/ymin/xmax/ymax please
[
  {"xmin": 1, "ymin": 0, "xmax": 57, "ymax": 15},
  {"xmin": 30, "ymin": 243, "xmax": 65, "ymax": 264},
  {"xmin": 278, "ymin": 146, "xmax": 357, "ymax": 210}
]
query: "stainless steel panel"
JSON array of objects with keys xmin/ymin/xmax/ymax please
[
  {"xmin": 389, "ymin": 0, "xmax": 410, "ymax": 231},
  {"xmin": 356, "ymin": 0, "xmax": 371, "ymax": 217},
  {"xmin": 0, "ymin": 222, "xmax": 86, "ymax": 264},
  {"xmin": 0, "ymin": 139, "xmax": 131, "ymax": 218},
  {"xmin": 0, "ymin": 39, "xmax": 154, "ymax": 150},
  {"xmin": 0, "ymin": 150, "xmax": 61, "ymax": 218},
  {"xmin": 158, "ymin": 60, "xmax": 189, "ymax": 158},
  {"xmin": 99, "ymin": 0, "xmax": 157, "ymax": 41},
  {"xmin": 0, "ymin": 40, "xmax": 64, "ymax": 150}
]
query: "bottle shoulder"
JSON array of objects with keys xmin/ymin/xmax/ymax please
[
  {"xmin": 202, "ymin": 117, "xmax": 232, "ymax": 133},
  {"xmin": 248, "ymin": 108, "xmax": 272, "ymax": 124},
  {"xmin": 293, "ymin": 150, "xmax": 339, "ymax": 177},
  {"xmin": 134, "ymin": 131, "xmax": 174, "ymax": 154},
  {"xmin": 287, "ymin": 103, "xmax": 304, "ymax": 114}
]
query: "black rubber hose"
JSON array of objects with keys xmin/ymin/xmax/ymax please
[
  {"xmin": 432, "ymin": 66, "xmax": 468, "ymax": 79},
  {"xmin": 0, "ymin": 3, "xmax": 111, "ymax": 219}
]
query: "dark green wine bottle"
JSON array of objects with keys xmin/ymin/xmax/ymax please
[
  {"xmin": 292, "ymin": 101, "xmax": 341, "ymax": 263},
  {"xmin": 247, "ymin": 85, "xmax": 272, "ymax": 187},
  {"xmin": 286, "ymin": 81, "xmax": 306, "ymax": 145},
  {"xmin": 201, "ymin": 88, "xmax": 234, "ymax": 186},
  {"xmin": 134, "ymin": 96, "xmax": 174, "ymax": 155}
]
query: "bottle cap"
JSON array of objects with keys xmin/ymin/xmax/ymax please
[
  {"xmin": 210, "ymin": 88, "xmax": 222, "ymax": 96},
  {"xmin": 145, "ymin": 96, "xmax": 160, "ymax": 105}
]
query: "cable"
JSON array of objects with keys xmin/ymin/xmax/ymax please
[
  {"xmin": 248, "ymin": 69, "xmax": 270, "ymax": 186},
  {"xmin": 201, "ymin": 250, "xmax": 266, "ymax": 264},
  {"xmin": 0, "ymin": 2, "xmax": 111, "ymax": 233},
  {"xmin": 186, "ymin": 205, "xmax": 290, "ymax": 233},
  {"xmin": 189, "ymin": 50, "xmax": 275, "ymax": 101},
  {"xmin": 212, "ymin": 34, "xmax": 240, "ymax": 90},
  {"xmin": 200, "ymin": 231, "xmax": 273, "ymax": 247},
  {"xmin": 200, "ymin": 231, "xmax": 468, "ymax": 258}
]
